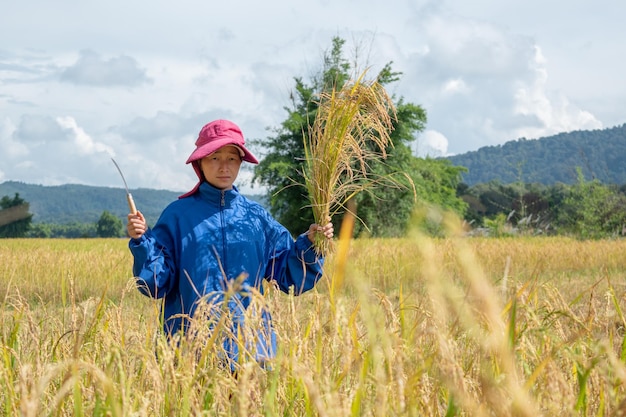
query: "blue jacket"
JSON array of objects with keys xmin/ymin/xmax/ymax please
[{"xmin": 129, "ymin": 182, "xmax": 324, "ymax": 362}]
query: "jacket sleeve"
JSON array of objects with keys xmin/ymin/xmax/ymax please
[
  {"xmin": 129, "ymin": 228, "xmax": 177, "ymax": 299},
  {"xmin": 266, "ymin": 228, "xmax": 325, "ymax": 295}
]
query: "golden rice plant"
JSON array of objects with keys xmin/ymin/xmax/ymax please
[{"xmin": 303, "ymin": 69, "xmax": 409, "ymax": 256}]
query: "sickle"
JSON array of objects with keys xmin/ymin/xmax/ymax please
[{"xmin": 111, "ymin": 158, "xmax": 137, "ymax": 214}]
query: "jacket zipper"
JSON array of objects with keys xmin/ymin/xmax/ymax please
[{"xmin": 220, "ymin": 190, "xmax": 227, "ymax": 271}]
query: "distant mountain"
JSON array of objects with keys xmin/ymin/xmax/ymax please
[
  {"xmin": 443, "ymin": 124, "xmax": 626, "ymax": 186},
  {"xmin": 0, "ymin": 182, "xmax": 267, "ymax": 225}
]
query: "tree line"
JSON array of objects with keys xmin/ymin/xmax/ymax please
[
  {"xmin": 459, "ymin": 170, "xmax": 626, "ymax": 238},
  {"xmin": 0, "ymin": 193, "xmax": 125, "ymax": 238},
  {"xmin": 3, "ymin": 172, "xmax": 626, "ymax": 239}
]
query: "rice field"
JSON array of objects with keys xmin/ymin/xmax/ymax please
[{"xmin": 2, "ymin": 226, "xmax": 626, "ymax": 416}]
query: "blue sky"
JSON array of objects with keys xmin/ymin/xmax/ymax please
[{"xmin": 1, "ymin": 0, "xmax": 623, "ymax": 194}]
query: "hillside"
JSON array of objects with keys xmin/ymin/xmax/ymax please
[
  {"xmin": 443, "ymin": 123, "xmax": 626, "ymax": 186},
  {"xmin": 0, "ymin": 182, "xmax": 266, "ymax": 226}
]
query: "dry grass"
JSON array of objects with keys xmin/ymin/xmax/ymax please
[{"xmin": 2, "ymin": 220, "xmax": 626, "ymax": 415}]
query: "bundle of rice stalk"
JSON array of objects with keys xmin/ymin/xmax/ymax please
[{"xmin": 303, "ymin": 70, "xmax": 404, "ymax": 256}]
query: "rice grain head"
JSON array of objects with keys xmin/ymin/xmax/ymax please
[{"xmin": 304, "ymin": 69, "xmax": 402, "ymax": 256}]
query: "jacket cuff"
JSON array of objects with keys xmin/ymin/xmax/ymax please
[{"xmin": 295, "ymin": 233, "xmax": 323, "ymax": 260}]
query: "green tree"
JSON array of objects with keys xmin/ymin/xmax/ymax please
[
  {"xmin": 0, "ymin": 193, "xmax": 33, "ymax": 238},
  {"xmin": 28, "ymin": 223, "xmax": 52, "ymax": 238},
  {"xmin": 96, "ymin": 211, "xmax": 123, "ymax": 238},
  {"xmin": 556, "ymin": 168, "xmax": 626, "ymax": 238},
  {"xmin": 253, "ymin": 36, "xmax": 466, "ymax": 237}
]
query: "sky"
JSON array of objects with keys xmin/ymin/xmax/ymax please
[{"xmin": 1, "ymin": 0, "xmax": 624, "ymax": 195}]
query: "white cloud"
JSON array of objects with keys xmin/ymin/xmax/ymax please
[
  {"xmin": 415, "ymin": 130, "xmax": 449, "ymax": 157},
  {"xmin": 394, "ymin": 5, "xmax": 613, "ymax": 153},
  {"xmin": 60, "ymin": 50, "xmax": 151, "ymax": 87},
  {"xmin": 56, "ymin": 116, "xmax": 115, "ymax": 156},
  {"xmin": 512, "ymin": 46, "xmax": 602, "ymax": 139},
  {"xmin": 442, "ymin": 78, "xmax": 470, "ymax": 95},
  {"xmin": 0, "ymin": 117, "xmax": 28, "ymax": 159}
]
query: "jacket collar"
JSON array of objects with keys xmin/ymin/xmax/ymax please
[{"xmin": 196, "ymin": 182, "xmax": 240, "ymax": 206}]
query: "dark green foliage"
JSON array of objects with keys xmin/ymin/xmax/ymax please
[
  {"xmin": 459, "ymin": 181, "xmax": 563, "ymax": 233},
  {"xmin": 555, "ymin": 169, "xmax": 626, "ymax": 238},
  {"xmin": 96, "ymin": 210, "xmax": 124, "ymax": 238},
  {"xmin": 0, "ymin": 193, "xmax": 33, "ymax": 238},
  {"xmin": 458, "ymin": 175, "xmax": 626, "ymax": 238},
  {"xmin": 445, "ymin": 124, "xmax": 626, "ymax": 186},
  {"xmin": 27, "ymin": 223, "xmax": 52, "ymax": 238},
  {"xmin": 27, "ymin": 222, "xmax": 96, "ymax": 238}
]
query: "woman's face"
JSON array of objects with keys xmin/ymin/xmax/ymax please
[{"xmin": 200, "ymin": 145, "xmax": 242, "ymax": 190}]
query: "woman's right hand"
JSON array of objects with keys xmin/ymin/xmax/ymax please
[{"xmin": 127, "ymin": 210, "xmax": 147, "ymax": 239}]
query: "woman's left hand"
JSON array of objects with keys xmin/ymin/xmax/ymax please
[{"xmin": 307, "ymin": 219, "xmax": 334, "ymax": 243}]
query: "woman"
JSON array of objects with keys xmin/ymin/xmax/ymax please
[{"xmin": 126, "ymin": 119, "xmax": 333, "ymax": 367}]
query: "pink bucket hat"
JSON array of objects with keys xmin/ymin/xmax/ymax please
[
  {"xmin": 180, "ymin": 119, "xmax": 259, "ymax": 198},
  {"xmin": 185, "ymin": 119, "xmax": 258, "ymax": 164}
]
